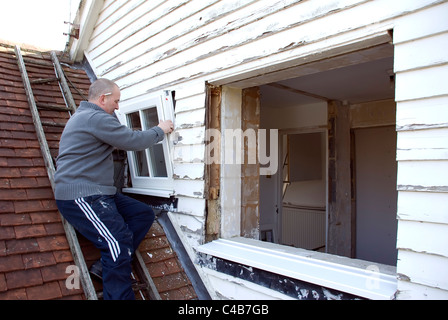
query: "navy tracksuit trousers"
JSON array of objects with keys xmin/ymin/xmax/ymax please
[{"xmin": 56, "ymin": 193, "xmax": 154, "ymax": 300}]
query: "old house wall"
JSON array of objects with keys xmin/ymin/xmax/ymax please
[
  {"xmin": 71, "ymin": 0, "xmax": 448, "ymax": 299},
  {"xmin": 393, "ymin": 4, "xmax": 448, "ymax": 299}
]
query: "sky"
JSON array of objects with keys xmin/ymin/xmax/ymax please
[{"xmin": 0, "ymin": 0, "xmax": 81, "ymax": 51}]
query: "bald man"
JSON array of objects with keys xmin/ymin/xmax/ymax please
[{"xmin": 55, "ymin": 79, "xmax": 173, "ymax": 300}]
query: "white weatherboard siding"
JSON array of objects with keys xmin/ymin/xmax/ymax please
[
  {"xmin": 393, "ymin": 1, "xmax": 448, "ymax": 299},
  {"xmin": 73, "ymin": 0, "xmax": 448, "ymax": 299}
]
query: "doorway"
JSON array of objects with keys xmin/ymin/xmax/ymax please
[
  {"xmin": 354, "ymin": 126, "xmax": 398, "ymax": 265},
  {"xmin": 281, "ymin": 131, "xmax": 326, "ymax": 251}
]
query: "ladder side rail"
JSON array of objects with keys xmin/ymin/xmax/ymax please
[
  {"xmin": 14, "ymin": 45, "xmax": 97, "ymax": 300},
  {"xmin": 134, "ymin": 250, "xmax": 162, "ymax": 300},
  {"xmin": 15, "ymin": 46, "xmax": 56, "ymax": 189},
  {"xmin": 50, "ymin": 51, "xmax": 77, "ymax": 112}
]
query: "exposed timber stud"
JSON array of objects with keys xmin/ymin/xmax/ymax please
[
  {"xmin": 327, "ymin": 100, "xmax": 354, "ymax": 258},
  {"xmin": 205, "ymin": 84, "xmax": 222, "ymax": 242},
  {"xmin": 241, "ymin": 87, "xmax": 261, "ymax": 239}
]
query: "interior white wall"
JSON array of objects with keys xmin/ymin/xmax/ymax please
[
  {"xmin": 259, "ymin": 100, "xmax": 327, "ymax": 242},
  {"xmin": 220, "ymin": 86, "xmax": 242, "ymax": 239},
  {"xmin": 283, "ymin": 132, "xmax": 326, "ymax": 207},
  {"xmin": 260, "ymin": 101, "xmax": 328, "ymax": 130}
]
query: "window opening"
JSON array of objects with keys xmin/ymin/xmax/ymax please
[
  {"xmin": 257, "ymin": 54, "xmax": 396, "ymax": 267},
  {"xmin": 206, "ymin": 35, "xmax": 398, "ymax": 300}
]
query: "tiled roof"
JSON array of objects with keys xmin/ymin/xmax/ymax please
[
  {"xmin": 139, "ymin": 221, "xmax": 197, "ymax": 300},
  {"xmin": 0, "ymin": 43, "xmax": 196, "ymax": 300}
]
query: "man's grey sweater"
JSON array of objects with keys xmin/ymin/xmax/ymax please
[{"xmin": 54, "ymin": 101, "xmax": 165, "ymax": 200}]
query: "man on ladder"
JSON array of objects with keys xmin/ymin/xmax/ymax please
[{"xmin": 54, "ymin": 78, "xmax": 174, "ymax": 300}]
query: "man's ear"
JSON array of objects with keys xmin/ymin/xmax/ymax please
[{"xmin": 97, "ymin": 94, "xmax": 107, "ymax": 106}]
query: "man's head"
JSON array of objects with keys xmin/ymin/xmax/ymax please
[{"xmin": 88, "ymin": 78, "xmax": 120, "ymax": 114}]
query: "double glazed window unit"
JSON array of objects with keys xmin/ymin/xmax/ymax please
[{"xmin": 117, "ymin": 91, "xmax": 175, "ymax": 197}]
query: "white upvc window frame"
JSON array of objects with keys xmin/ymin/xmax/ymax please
[{"xmin": 116, "ymin": 90, "xmax": 175, "ymax": 198}]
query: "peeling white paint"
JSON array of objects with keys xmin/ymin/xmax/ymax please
[{"xmin": 75, "ymin": 0, "xmax": 448, "ymax": 300}]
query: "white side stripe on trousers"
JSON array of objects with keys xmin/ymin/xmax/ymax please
[{"xmin": 75, "ymin": 197, "xmax": 121, "ymax": 262}]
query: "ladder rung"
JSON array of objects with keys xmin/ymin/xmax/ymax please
[
  {"xmin": 94, "ymin": 280, "xmax": 151, "ymax": 300},
  {"xmin": 41, "ymin": 121, "xmax": 66, "ymax": 127},
  {"xmin": 31, "ymin": 77, "xmax": 58, "ymax": 84},
  {"xmin": 23, "ymin": 57, "xmax": 53, "ymax": 67},
  {"xmin": 132, "ymin": 282, "xmax": 149, "ymax": 291},
  {"xmin": 37, "ymin": 102, "xmax": 72, "ymax": 112}
]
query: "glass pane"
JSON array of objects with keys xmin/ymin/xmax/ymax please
[
  {"xmin": 142, "ymin": 107, "xmax": 159, "ymax": 129},
  {"xmin": 148, "ymin": 143, "xmax": 168, "ymax": 177},
  {"xmin": 127, "ymin": 112, "xmax": 149, "ymax": 177},
  {"xmin": 142, "ymin": 107, "xmax": 168, "ymax": 177},
  {"xmin": 127, "ymin": 111, "xmax": 142, "ymax": 130},
  {"xmin": 134, "ymin": 150, "xmax": 149, "ymax": 176},
  {"xmin": 126, "ymin": 108, "xmax": 168, "ymax": 178}
]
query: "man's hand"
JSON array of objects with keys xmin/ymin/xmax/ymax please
[{"xmin": 158, "ymin": 120, "xmax": 174, "ymax": 133}]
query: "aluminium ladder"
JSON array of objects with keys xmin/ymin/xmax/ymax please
[{"xmin": 14, "ymin": 45, "xmax": 160, "ymax": 300}]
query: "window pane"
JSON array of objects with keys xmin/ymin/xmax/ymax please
[
  {"xmin": 142, "ymin": 107, "xmax": 159, "ymax": 129},
  {"xmin": 127, "ymin": 112, "xmax": 149, "ymax": 177},
  {"xmin": 148, "ymin": 144, "xmax": 168, "ymax": 177},
  {"xmin": 142, "ymin": 107, "xmax": 168, "ymax": 177},
  {"xmin": 134, "ymin": 150, "xmax": 149, "ymax": 176},
  {"xmin": 126, "ymin": 108, "xmax": 168, "ymax": 178},
  {"xmin": 127, "ymin": 111, "xmax": 142, "ymax": 130}
]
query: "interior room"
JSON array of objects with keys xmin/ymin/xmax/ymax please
[{"xmin": 257, "ymin": 42, "xmax": 398, "ymax": 266}]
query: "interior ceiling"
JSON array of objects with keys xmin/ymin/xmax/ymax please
[{"xmin": 260, "ymin": 44, "xmax": 395, "ymax": 108}]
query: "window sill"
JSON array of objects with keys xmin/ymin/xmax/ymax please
[
  {"xmin": 197, "ymin": 237, "xmax": 397, "ymax": 300},
  {"xmin": 122, "ymin": 187, "xmax": 174, "ymax": 198}
]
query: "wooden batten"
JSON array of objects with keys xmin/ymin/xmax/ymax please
[
  {"xmin": 240, "ymin": 87, "xmax": 260, "ymax": 239},
  {"xmin": 205, "ymin": 84, "xmax": 221, "ymax": 242}
]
